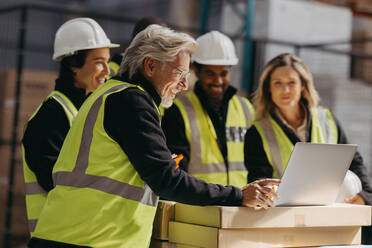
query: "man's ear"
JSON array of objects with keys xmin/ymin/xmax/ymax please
[{"xmin": 143, "ymin": 57, "xmax": 157, "ymax": 77}]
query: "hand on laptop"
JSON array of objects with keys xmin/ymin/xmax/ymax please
[{"xmin": 241, "ymin": 179, "xmax": 281, "ymax": 209}]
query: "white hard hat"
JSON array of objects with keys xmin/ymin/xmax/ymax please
[
  {"xmin": 53, "ymin": 17, "xmax": 119, "ymax": 61},
  {"xmin": 191, "ymin": 31, "xmax": 238, "ymax": 66},
  {"xmin": 336, "ymin": 170, "xmax": 362, "ymax": 202}
]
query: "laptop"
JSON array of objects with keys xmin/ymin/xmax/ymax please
[{"xmin": 274, "ymin": 142, "xmax": 357, "ymax": 206}]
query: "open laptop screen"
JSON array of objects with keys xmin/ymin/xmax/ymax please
[{"xmin": 274, "ymin": 142, "xmax": 357, "ymax": 206}]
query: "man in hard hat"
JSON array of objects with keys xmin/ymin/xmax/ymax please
[
  {"xmin": 22, "ymin": 17, "xmax": 119, "ymax": 235},
  {"xmin": 28, "ymin": 25, "xmax": 279, "ymax": 248},
  {"xmin": 162, "ymin": 30, "xmax": 255, "ymax": 188}
]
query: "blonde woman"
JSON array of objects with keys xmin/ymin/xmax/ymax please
[
  {"xmin": 244, "ymin": 53, "xmax": 372, "ymax": 208},
  {"xmin": 244, "ymin": 54, "xmax": 372, "ymax": 244}
]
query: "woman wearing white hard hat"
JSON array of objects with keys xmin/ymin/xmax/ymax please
[
  {"xmin": 21, "ymin": 17, "xmax": 119, "ymax": 236},
  {"xmin": 244, "ymin": 53, "xmax": 372, "ymax": 244}
]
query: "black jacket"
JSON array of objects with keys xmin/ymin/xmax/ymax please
[
  {"xmin": 22, "ymin": 78, "xmax": 86, "ymax": 192},
  {"xmin": 244, "ymin": 109, "xmax": 372, "ymax": 205},
  {"xmin": 103, "ymin": 74, "xmax": 242, "ymax": 206},
  {"xmin": 162, "ymin": 81, "xmax": 237, "ymax": 177}
]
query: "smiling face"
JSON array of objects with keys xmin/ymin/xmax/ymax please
[
  {"xmin": 196, "ymin": 64, "xmax": 231, "ymax": 105},
  {"xmin": 72, "ymin": 47, "xmax": 110, "ymax": 94},
  {"xmin": 148, "ymin": 50, "xmax": 190, "ymax": 108},
  {"xmin": 269, "ymin": 66, "xmax": 304, "ymax": 110}
]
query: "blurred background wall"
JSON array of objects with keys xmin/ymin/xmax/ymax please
[{"xmin": 0, "ymin": 0, "xmax": 371, "ymax": 247}]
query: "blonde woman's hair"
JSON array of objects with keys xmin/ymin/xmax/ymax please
[
  {"xmin": 119, "ymin": 24, "xmax": 198, "ymax": 78},
  {"xmin": 253, "ymin": 53, "xmax": 320, "ymax": 120}
]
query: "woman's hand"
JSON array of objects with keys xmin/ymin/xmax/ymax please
[
  {"xmin": 345, "ymin": 194, "xmax": 365, "ymax": 205},
  {"xmin": 241, "ymin": 178, "xmax": 281, "ymax": 209}
]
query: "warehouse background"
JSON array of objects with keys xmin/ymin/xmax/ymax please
[{"xmin": 0, "ymin": 0, "xmax": 371, "ymax": 247}]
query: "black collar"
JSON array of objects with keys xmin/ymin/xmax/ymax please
[
  {"xmin": 54, "ymin": 77, "xmax": 87, "ymax": 109},
  {"xmin": 116, "ymin": 72, "xmax": 161, "ymax": 107}
]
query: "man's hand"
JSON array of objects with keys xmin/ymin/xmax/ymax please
[
  {"xmin": 241, "ymin": 179, "xmax": 281, "ymax": 209},
  {"xmin": 345, "ymin": 194, "xmax": 365, "ymax": 205}
]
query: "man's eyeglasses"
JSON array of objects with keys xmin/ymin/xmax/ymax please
[{"xmin": 166, "ymin": 63, "xmax": 190, "ymax": 82}]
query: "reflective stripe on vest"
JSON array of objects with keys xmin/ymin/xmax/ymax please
[
  {"xmin": 225, "ymin": 97, "xmax": 252, "ymax": 143},
  {"xmin": 51, "ymin": 93, "xmax": 77, "ymax": 126},
  {"xmin": 255, "ymin": 107, "xmax": 338, "ymax": 178},
  {"xmin": 25, "ymin": 182, "xmax": 47, "ymax": 194},
  {"xmin": 175, "ymin": 93, "xmax": 254, "ymax": 186},
  {"xmin": 52, "ymin": 84, "xmax": 158, "ymax": 206},
  {"xmin": 313, "ymin": 107, "xmax": 338, "ymax": 144},
  {"xmin": 23, "ymin": 180, "xmax": 47, "ymax": 232},
  {"xmin": 22, "ymin": 90, "xmax": 77, "ymax": 234},
  {"xmin": 255, "ymin": 117, "xmax": 286, "ymax": 178}
]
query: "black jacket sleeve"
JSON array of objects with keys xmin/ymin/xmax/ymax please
[
  {"xmin": 104, "ymin": 88, "xmax": 242, "ymax": 206},
  {"xmin": 22, "ymin": 98, "xmax": 70, "ymax": 192},
  {"xmin": 335, "ymin": 117, "xmax": 372, "ymax": 205},
  {"xmin": 244, "ymin": 125, "xmax": 274, "ymax": 183},
  {"xmin": 161, "ymin": 104, "xmax": 190, "ymax": 171}
]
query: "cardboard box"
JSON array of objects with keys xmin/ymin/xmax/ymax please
[
  {"xmin": 152, "ymin": 200, "xmax": 176, "ymax": 240},
  {"xmin": 0, "ymin": 108, "xmax": 32, "ymax": 143},
  {"xmin": 150, "ymin": 239, "xmax": 176, "ymax": 248},
  {"xmin": 176, "ymin": 245, "xmax": 200, "ymax": 248},
  {"xmin": 0, "ymin": 181, "xmax": 7, "ymax": 245},
  {"xmin": 0, "ymin": 68, "xmax": 57, "ymax": 112},
  {"xmin": 0, "ymin": 144, "xmax": 28, "ymax": 239},
  {"xmin": 175, "ymin": 203, "xmax": 372, "ymax": 229},
  {"xmin": 169, "ymin": 221, "xmax": 361, "ymax": 248},
  {"xmin": 0, "ymin": 144, "xmax": 23, "ymax": 180},
  {"xmin": 10, "ymin": 189, "xmax": 28, "ymax": 237},
  {"xmin": 0, "ymin": 69, "xmax": 57, "ymax": 142},
  {"xmin": 150, "ymin": 239, "xmax": 199, "ymax": 248},
  {"xmin": 0, "ymin": 167, "xmax": 28, "ymax": 242}
]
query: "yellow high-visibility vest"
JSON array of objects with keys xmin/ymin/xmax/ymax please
[
  {"xmin": 174, "ymin": 92, "xmax": 255, "ymax": 187},
  {"xmin": 254, "ymin": 107, "xmax": 338, "ymax": 178},
  {"xmin": 32, "ymin": 80, "xmax": 159, "ymax": 248},
  {"xmin": 22, "ymin": 90, "xmax": 78, "ymax": 235}
]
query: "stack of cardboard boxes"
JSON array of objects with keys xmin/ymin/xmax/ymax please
[
  {"xmin": 168, "ymin": 203, "xmax": 371, "ymax": 248},
  {"xmin": 150, "ymin": 200, "xmax": 177, "ymax": 248},
  {"xmin": 0, "ymin": 68, "xmax": 57, "ymax": 244}
]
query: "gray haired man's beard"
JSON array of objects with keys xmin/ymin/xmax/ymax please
[{"xmin": 160, "ymin": 96, "xmax": 174, "ymax": 108}]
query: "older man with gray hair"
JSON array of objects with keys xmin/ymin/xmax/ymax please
[{"xmin": 28, "ymin": 25, "xmax": 279, "ymax": 248}]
